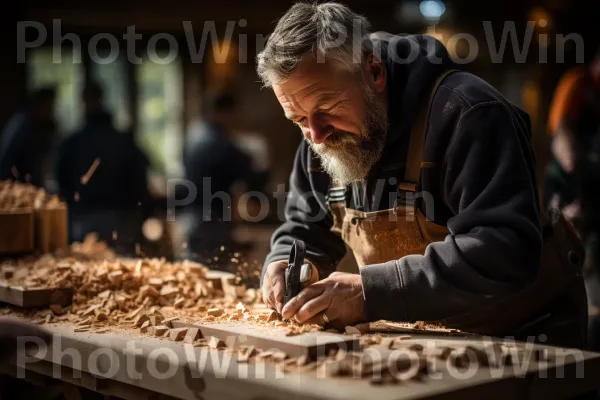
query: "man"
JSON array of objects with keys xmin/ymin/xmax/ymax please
[
  {"xmin": 0, "ymin": 87, "xmax": 57, "ymax": 188},
  {"xmin": 544, "ymin": 50, "xmax": 600, "ymax": 349},
  {"xmin": 181, "ymin": 92, "xmax": 268, "ymax": 267},
  {"xmin": 258, "ymin": 2, "xmax": 586, "ymax": 348},
  {"xmin": 56, "ymin": 82, "xmax": 150, "ymax": 255}
]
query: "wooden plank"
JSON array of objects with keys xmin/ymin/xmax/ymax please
[
  {"xmin": 172, "ymin": 321, "xmax": 360, "ymax": 358},
  {"xmin": 0, "ymin": 283, "xmax": 72, "ymax": 308},
  {"xmin": 11, "ymin": 324, "xmax": 600, "ymax": 400},
  {"xmin": 0, "ymin": 210, "xmax": 35, "ymax": 254},
  {"xmin": 35, "ymin": 206, "xmax": 68, "ymax": 254}
]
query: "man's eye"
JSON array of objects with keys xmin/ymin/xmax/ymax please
[{"xmin": 293, "ymin": 118, "xmax": 308, "ymax": 128}]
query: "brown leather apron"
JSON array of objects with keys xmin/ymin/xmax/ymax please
[{"xmin": 328, "ymin": 71, "xmax": 588, "ymax": 345}]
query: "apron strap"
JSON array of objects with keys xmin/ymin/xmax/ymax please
[{"xmin": 401, "ymin": 69, "xmax": 460, "ymax": 192}]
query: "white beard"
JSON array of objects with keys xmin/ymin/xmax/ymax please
[{"xmin": 309, "ymin": 87, "xmax": 388, "ymax": 186}]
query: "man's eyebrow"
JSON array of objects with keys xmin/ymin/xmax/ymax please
[
  {"xmin": 314, "ymin": 94, "xmax": 337, "ymax": 109},
  {"xmin": 284, "ymin": 112, "xmax": 301, "ymax": 121}
]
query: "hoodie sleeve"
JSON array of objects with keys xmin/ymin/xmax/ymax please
[
  {"xmin": 261, "ymin": 143, "xmax": 347, "ymax": 286},
  {"xmin": 360, "ymin": 102, "xmax": 543, "ymax": 322}
]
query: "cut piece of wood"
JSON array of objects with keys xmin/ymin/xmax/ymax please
[
  {"xmin": 0, "ymin": 210, "xmax": 35, "ymax": 254},
  {"xmin": 82, "ymin": 304, "xmax": 101, "ymax": 318},
  {"xmin": 148, "ymin": 278, "xmax": 163, "ymax": 287},
  {"xmin": 0, "ymin": 285, "xmax": 73, "ymax": 308},
  {"xmin": 50, "ymin": 304, "xmax": 64, "ymax": 315},
  {"xmin": 2, "ymin": 266, "xmax": 15, "ymax": 280},
  {"xmin": 95, "ymin": 312, "xmax": 108, "ymax": 322},
  {"xmin": 266, "ymin": 310, "xmax": 278, "ymax": 322},
  {"xmin": 207, "ymin": 308, "xmax": 223, "ymax": 317},
  {"xmin": 140, "ymin": 320, "xmax": 151, "ymax": 333},
  {"xmin": 149, "ymin": 325, "xmax": 169, "ymax": 337},
  {"xmin": 35, "ymin": 206, "xmax": 68, "ymax": 254},
  {"xmin": 172, "ymin": 321, "xmax": 360, "ymax": 359},
  {"xmin": 183, "ymin": 328, "xmax": 201, "ymax": 343},
  {"xmin": 162, "ymin": 316, "xmax": 179, "ymax": 327},
  {"xmin": 149, "ymin": 315, "xmax": 163, "ymax": 326},
  {"xmin": 208, "ymin": 337, "xmax": 226, "ymax": 349},
  {"xmin": 238, "ymin": 346, "xmax": 257, "ymax": 363},
  {"xmin": 160, "ymin": 286, "xmax": 179, "ymax": 297},
  {"xmin": 127, "ymin": 306, "xmax": 144, "ymax": 319},
  {"xmin": 169, "ymin": 328, "xmax": 188, "ymax": 341},
  {"xmin": 134, "ymin": 314, "xmax": 150, "ymax": 327}
]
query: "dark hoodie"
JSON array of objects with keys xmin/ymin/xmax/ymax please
[{"xmin": 263, "ymin": 35, "xmax": 543, "ymax": 327}]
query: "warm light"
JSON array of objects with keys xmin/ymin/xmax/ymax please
[
  {"xmin": 420, "ymin": 0, "xmax": 446, "ymax": 21},
  {"xmin": 142, "ymin": 218, "xmax": 164, "ymax": 242},
  {"xmin": 529, "ymin": 7, "xmax": 552, "ymax": 29}
]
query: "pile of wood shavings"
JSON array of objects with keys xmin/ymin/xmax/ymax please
[
  {"xmin": 0, "ymin": 235, "xmax": 319, "ymax": 336},
  {"xmin": 0, "ymin": 180, "xmax": 65, "ymax": 210}
]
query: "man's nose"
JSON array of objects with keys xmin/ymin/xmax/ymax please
[{"xmin": 308, "ymin": 119, "xmax": 334, "ymax": 145}]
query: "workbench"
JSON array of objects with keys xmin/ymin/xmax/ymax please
[{"xmin": 3, "ymin": 322, "xmax": 600, "ymax": 400}]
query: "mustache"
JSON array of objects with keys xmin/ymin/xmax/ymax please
[{"xmin": 309, "ymin": 130, "xmax": 362, "ymax": 150}]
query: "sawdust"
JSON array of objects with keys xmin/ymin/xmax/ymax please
[{"xmin": 0, "ymin": 180, "xmax": 65, "ymax": 210}]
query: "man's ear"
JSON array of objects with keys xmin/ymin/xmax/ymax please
[{"xmin": 364, "ymin": 53, "xmax": 386, "ymax": 93}]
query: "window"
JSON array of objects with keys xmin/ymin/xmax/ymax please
[
  {"xmin": 136, "ymin": 57, "xmax": 183, "ymax": 179},
  {"xmin": 89, "ymin": 52, "xmax": 132, "ymax": 133},
  {"xmin": 27, "ymin": 47, "xmax": 84, "ymax": 134}
]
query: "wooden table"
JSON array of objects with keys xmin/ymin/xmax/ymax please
[{"xmin": 3, "ymin": 323, "xmax": 600, "ymax": 400}]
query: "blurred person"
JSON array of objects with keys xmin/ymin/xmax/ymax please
[
  {"xmin": 0, "ymin": 87, "xmax": 57, "ymax": 188},
  {"xmin": 55, "ymin": 82, "xmax": 150, "ymax": 255},
  {"xmin": 181, "ymin": 92, "xmax": 268, "ymax": 268},
  {"xmin": 258, "ymin": 2, "xmax": 586, "ymax": 349},
  {"xmin": 544, "ymin": 50, "xmax": 600, "ymax": 350}
]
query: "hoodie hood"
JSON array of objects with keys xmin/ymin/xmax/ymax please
[{"xmin": 369, "ymin": 33, "xmax": 457, "ymax": 167}]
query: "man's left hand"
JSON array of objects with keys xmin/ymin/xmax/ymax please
[{"xmin": 281, "ymin": 272, "xmax": 366, "ymax": 328}]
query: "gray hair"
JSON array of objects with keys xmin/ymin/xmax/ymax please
[{"xmin": 256, "ymin": 2, "xmax": 372, "ymax": 87}]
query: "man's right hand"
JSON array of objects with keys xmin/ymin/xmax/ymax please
[{"xmin": 261, "ymin": 260, "xmax": 287, "ymax": 314}]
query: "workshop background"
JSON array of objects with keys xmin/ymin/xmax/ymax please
[{"xmin": 0, "ymin": 0, "xmax": 598, "ymax": 283}]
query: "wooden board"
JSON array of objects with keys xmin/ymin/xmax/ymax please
[
  {"xmin": 8, "ymin": 324, "xmax": 600, "ymax": 400},
  {"xmin": 0, "ymin": 209, "xmax": 35, "ymax": 254},
  {"xmin": 35, "ymin": 206, "xmax": 68, "ymax": 254},
  {"xmin": 0, "ymin": 282, "xmax": 72, "ymax": 308},
  {"xmin": 172, "ymin": 320, "xmax": 360, "ymax": 358}
]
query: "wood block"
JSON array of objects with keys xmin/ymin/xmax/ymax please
[
  {"xmin": 0, "ymin": 210, "xmax": 35, "ymax": 254},
  {"xmin": 183, "ymin": 328, "xmax": 201, "ymax": 343},
  {"xmin": 169, "ymin": 328, "xmax": 188, "ymax": 341},
  {"xmin": 204, "ymin": 270, "xmax": 235, "ymax": 291},
  {"xmin": 95, "ymin": 312, "xmax": 108, "ymax": 322},
  {"xmin": 149, "ymin": 325, "xmax": 169, "ymax": 337},
  {"xmin": 35, "ymin": 206, "xmax": 68, "ymax": 254},
  {"xmin": 207, "ymin": 308, "xmax": 223, "ymax": 317},
  {"xmin": 162, "ymin": 317, "xmax": 179, "ymax": 327},
  {"xmin": 2, "ymin": 267, "xmax": 15, "ymax": 280},
  {"xmin": 149, "ymin": 315, "xmax": 163, "ymax": 326},
  {"xmin": 107, "ymin": 271, "xmax": 123, "ymax": 283},
  {"xmin": 209, "ymin": 337, "xmax": 226, "ymax": 349},
  {"xmin": 134, "ymin": 314, "xmax": 150, "ymax": 327},
  {"xmin": 50, "ymin": 304, "xmax": 64, "ymax": 315},
  {"xmin": 267, "ymin": 310, "xmax": 278, "ymax": 322},
  {"xmin": 140, "ymin": 320, "xmax": 151, "ymax": 333},
  {"xmin": 0, "ymin": 285, "xmax": 73, "ymax": 308},
  {"xmin": 238, "ymin": 346, "xmax": 257, "ymax": 363},
  {"xmin": 149, "ymin": 278, "xmax": 163, "ymax": 287},
  {"xmin": 160, "ymin": 286, "xmax": 179, "ymax": 297}
]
